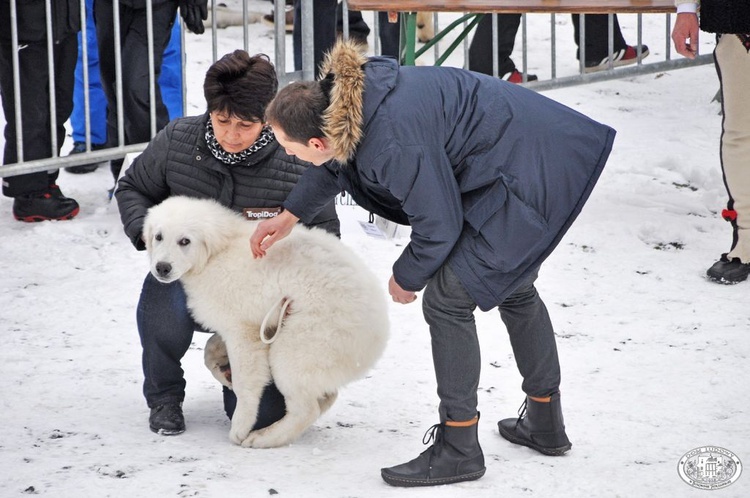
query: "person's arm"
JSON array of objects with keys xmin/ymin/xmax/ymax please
[
  {"xmin": 672, "ymin": 2, "xmax": 700, "ymax": 59},
  {"xmin": 375, "ymin": 145, "xmax": 464, "ymax": 294},
  {"xmin": 250, "ymin": 162, "xmax": 341, "ymax": 257},
  {"xmin": 115, "ymin": 126, "xmax": 173, "ymax": 249},
  {"xmin": 282, "ymin": 161, "xmax": 342, "ymax": 223}
]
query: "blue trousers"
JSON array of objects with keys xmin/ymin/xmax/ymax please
[
  {"xmin": 423, "ymin": 265, "xmax": 561, "ymax": 422},
  {"xmin": 137, "ymin": 273, "xmax": 286, "ymax": 428}
]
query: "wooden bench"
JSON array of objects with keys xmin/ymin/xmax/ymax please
[
  {"xmin": 347, "ymin": 1, "xmax": 677, "ymax": 65},
  {"xmin": 347, "ymin": 1, "xmax": 676, "ymax": 14}
]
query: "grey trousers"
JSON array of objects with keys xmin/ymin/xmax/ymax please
[{"xmin": 422, "ymin": 265, "xmax": 561, "ymax": 422}]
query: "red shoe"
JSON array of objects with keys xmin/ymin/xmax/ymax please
[
  {"xmin": 503, "ymin": 70, "xmax": 538, "ymax": 84},
  {"xmin": 584, "ymin": 44, "xmax": 650, "ymax": 73}
]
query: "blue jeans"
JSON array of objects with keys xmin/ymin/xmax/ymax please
[
  {"xmin": 137, "ymin": 273, "xmax": 286, "ymax": 428},
  {"xmin": 423, "ymin": 265, "xmax": 561, "ymax": 422}
]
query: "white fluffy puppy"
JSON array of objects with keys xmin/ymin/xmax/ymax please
[{"xmin": 143, "ymin": 196, "xmax": 389, "ymax": 448}]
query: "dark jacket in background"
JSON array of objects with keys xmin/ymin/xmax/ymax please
[
  {"xmin": 0, "ymin": 0, "xmax": 81, "ymax": 43},
  {"xmin": 116, "ymin": 114, "xmax": 340, "ymax": 250},
  {"xmin": 700, "ymin": 0, "xmax": 750, "ymax": 34}
]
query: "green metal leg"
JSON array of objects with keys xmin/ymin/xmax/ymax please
[{"xmin": 400, "ymin": 12, "xmax": 417, "ymax": 65}]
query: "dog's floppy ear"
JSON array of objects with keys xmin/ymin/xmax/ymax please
[
  {"xmin": 141, "ymin": 214, "xmax": 154, "ymax": 251},
  {"xmin": 198, "ymin": 201, "xmax": 244, "ymax": 257}
]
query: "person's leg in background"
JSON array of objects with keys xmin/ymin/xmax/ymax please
[
  {"xmin": 159, "ymin": 15, "xmax": 184, "ymax": 121},
  {"xmin": 293, "ymin": 0, "xmax": 337, "ymax": 79},
  {"xmin": 706, "ymin": 34, "xmax": 750, "ymax": 283},
  {"xmin": 94, "ymin": 0, "xmax": 177, "ymax": 181},
  {"xmin": 469, "ymin": 13, "xmax": 537, "ymax": 83},
  {"xmin": 0, "ymin": 33, "xmax": 80, "ymax": 221},
  {"xmin": 572, "ymin": 14, "xmax": 649, "ymax": 73},
  {"xmin": 377, "ymin": 11, "xmax": 401, "ymax": 58},
  {"xmin": 67, "ymin": 0, "xmax": 109, "ymax": 174}
]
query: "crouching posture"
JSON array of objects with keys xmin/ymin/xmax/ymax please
[
  {"xmin": 250, "ymin": 41, "xmax": 615, "ymax": 484},
  {"xmin": 144, "ymin": 196, "xmax": 389, "ymax": 447}
]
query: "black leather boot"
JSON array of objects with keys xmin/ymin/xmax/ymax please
[
  {"xmin": 149, "ymin": 402, "xmax": 186, "ymax": 436},
  {"xmin": 498, "ymin": 392, "xmax": 572, "ymax": 456},
  {"xmin": 381, "ymin": 417, "xmax": 486, "ymax": 487}
]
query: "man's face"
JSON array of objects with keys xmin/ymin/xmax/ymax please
[{"xmin": 272, "ymin": 124, "xmax": 334, "ymax": 166}]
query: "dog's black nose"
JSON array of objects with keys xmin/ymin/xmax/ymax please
[{"xmin": 155, "ymin": 262, "xmax": 172, "ymax": 278}]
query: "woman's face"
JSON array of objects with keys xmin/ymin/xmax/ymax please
[{"xmin": 210, "ymin": 111, "xmax": 263, "ymax": 153}]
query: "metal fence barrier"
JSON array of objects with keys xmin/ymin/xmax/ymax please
[{"xmin": 1, "ymin": 0, "xmax": 712, "ymax": 180}]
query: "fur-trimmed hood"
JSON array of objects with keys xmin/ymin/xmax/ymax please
[{"xmin": 318, "ymin": 41, "xmax": 397, "ymax": 163}]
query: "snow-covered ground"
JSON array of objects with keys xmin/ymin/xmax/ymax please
[{"xmin": 1, "ymin": 3, "xmax": 747, "ymax": 497}]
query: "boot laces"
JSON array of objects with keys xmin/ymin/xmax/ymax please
[
  {"xmin": 422, "ymin": 423, "xmax": 443, "ymax": 445},
  {"xmin": 516, "ymin": 398, "xmax": 528, "ymax": 424}
]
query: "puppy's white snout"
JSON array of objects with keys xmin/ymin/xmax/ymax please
[{"xmin": 155, "ymin": 261, "xmax": 172, "ymax": 278}]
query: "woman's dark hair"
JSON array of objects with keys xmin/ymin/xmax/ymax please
[
  {"xmin": 265, "ymin": 79, "xmax": 330, "ymax": 144},
  {"xmin": 203, "ymin": 50, "xmax": 277, "ymax": 123}
]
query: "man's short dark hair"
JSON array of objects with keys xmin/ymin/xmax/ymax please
[
  {"xmin": 265, "ymin": 80, "xmax": 329, "ymax": 144},
  {"xmin": 203, "ymin": 50, "xmax": 277, "ymax": 123}
]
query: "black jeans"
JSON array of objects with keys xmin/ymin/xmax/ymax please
[
  {"xmin": 468, "ymin": 14, "xmax": 521, "ymax": 77},
  {"xmin": 572, "ymin": 14, "xmax": 628, "ymax": 64},
  {"xmin": 94, "ymin": 0, "xmax": 175, "ymax": 149},
  {"xmin": 0, "ymin": 33, "xmax": 77, "ymax": 196}
]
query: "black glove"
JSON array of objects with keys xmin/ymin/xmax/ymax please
[{"xmin": 179, "ymin": 0, "xmax": 208, "ymax": 35}]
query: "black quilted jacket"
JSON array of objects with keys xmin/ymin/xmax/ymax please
[{"xmin": 115, "ymin": 114, "xmax": 340, "ymax": 250}]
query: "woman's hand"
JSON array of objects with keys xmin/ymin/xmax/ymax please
[
  {"xmin": 250, "ymin": 210, "xmax": 299, "ymax": 258},
  {"xmin": 389, "ymin": 275, "xmax": 417, "ymax": 304}
]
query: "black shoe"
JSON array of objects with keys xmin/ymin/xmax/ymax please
[
  {"xmin": 65, "ymin": 141, "xmax": 106, "ymax": 174},
  {"xmin": 12, "ymin": 188, "xmax": 80, "ymax": 222},
  {"xmin": 381, "ymin": 417, "xmax": 486, "ymax": 487},
  {"xmin": 149, "ymin": 402, "xmax": 186, "ymax": 435},
  {"xmin": 706, "ymin": 256, "xmax": 750, "ymax": 284},
  {"xmin": 498, "ymin": 392, "xmax": 572, "ymax": 456}
]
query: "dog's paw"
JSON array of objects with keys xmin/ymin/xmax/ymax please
[
  {"xmin": 241, "ymin": 426, "xmax": 286, "ymax": 449},
  {"xmin": 229, "ymin": 415, "xmax": 256, "ymax": 445}
]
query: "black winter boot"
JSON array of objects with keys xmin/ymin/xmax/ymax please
[
  {"xmin": 381, "ymin": 417, "xmax": 486, "ymax": 487},
  {"xmin": 12, "ymin": 187, "xmax": 79, "ymax": 222},
  {"xmin": 149, "ymin": 402, "xmax": 185, "ymax": 436},
  {"xmin": 498, "ymin": 392, "xmax": 571, "ymax": 456}
]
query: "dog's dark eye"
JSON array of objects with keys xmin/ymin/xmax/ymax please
[
  {"xmin": 155, "ymin": 233, "xmax": 162, "ymax": 242},
  {"xmin": 179, "ymin": 238, "xmax": 191, "ymax": 247}
]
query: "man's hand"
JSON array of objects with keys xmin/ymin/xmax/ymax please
[
  {"xmin": 180, "ymin": 0, "xmax": 208, "ymax": 35},
  {"xmin": 672, "ymin": 12, "xmax": 700, "ymax": 59},
  {"xmin": 389, "ymin": 275, "xmax": 417, "ymax": 304},
  {"xmin": 250, "ymin": 210, "xmax": 299, "ymax": 258}
]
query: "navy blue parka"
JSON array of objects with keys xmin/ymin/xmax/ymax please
[{"xmin": 284, "ymin": 42, "xmax": 616, "ymax": 311}]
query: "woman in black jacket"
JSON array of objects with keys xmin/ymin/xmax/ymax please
[{"xmin": 115, "ymin": 50, "xmax": 339, "ymax": 436}]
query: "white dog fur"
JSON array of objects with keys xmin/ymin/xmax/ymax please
[{"xmin": 143, "ymin": 196, "xmax": 389, "ymax": 448}]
